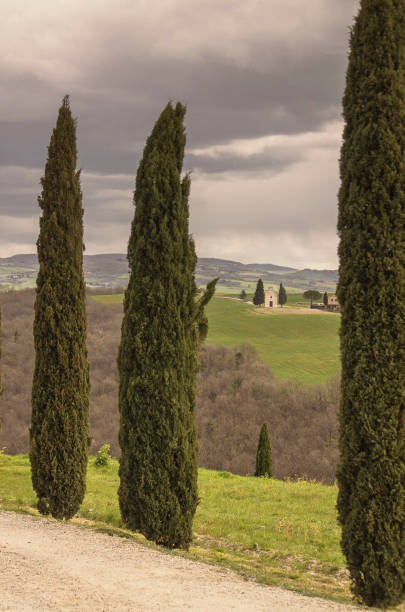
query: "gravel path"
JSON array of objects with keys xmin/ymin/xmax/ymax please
[{"xmin": 0, "ymin": 510, "xmax": 363, "ymax": 611}]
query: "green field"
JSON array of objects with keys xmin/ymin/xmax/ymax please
[
  {"xmin": 91, "ymin": 293, "xmax": 124, "ymax": 305},
  {"xmin": 205, "ymin": 298, "xmax": 340, "ymax": 383},
  {"xmin": 0, "ymin": 454, "xmax": 355, "ymax": 604},
  {"xmin": 92, "ymin": 294, "xmax": 340, "ymax": 383}
]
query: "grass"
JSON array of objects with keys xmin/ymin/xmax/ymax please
[
  {"xmin": 200, "ymin": 280, "xmax": 258, "ymax": 294},
  {"xmin": 282, "ymin": 292, "xmax": 310, "ymax": 306},
  {"xmin": 91, "ymin": 293, "xmax": 124, "ymax": 305},
  {"xmin": 92, "ymin": 294, "xmax": 340, "ymax": 384},
  {"xmin": 0, "ymin": 454, "xmax": 354, "ymax": 606},
  {"xmin": 205, "ymin": 298, "xmax": 339, "ymax": 383}
]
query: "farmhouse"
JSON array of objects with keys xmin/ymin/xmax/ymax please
[
  {"xmin": 327, "ymin": 294, "xmax": 339, "ymax": 310},
  {"xmin": 264, "ymin": 287, "xmax": 278, "ymax": 308}
]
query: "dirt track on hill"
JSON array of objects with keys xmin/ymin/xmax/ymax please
[{"xmin": 0, "ymin": 510, "xmax": 366, "ymax": 612}]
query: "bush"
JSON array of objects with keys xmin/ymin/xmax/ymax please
[{"xmin": 94, "ymin": 444, "xmax": 111, "ymax": 467}]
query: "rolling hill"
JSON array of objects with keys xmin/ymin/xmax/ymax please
[
  {"xmin": 93, "ymin": 294, "xmax": 340, "ymax": 384},
  {"xmin": 0, "ymin": 253, "xmax": 338, "ymax": 292}
]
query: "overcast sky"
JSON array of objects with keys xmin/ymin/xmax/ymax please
[{"xmin": 1, "ymin": 0, "xmax": 359, "ymax": 268}]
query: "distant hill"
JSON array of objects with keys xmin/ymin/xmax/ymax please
[
  {"xmin": 195, "ymin": 259, "xmax": 337, "ymax": 292},
  {"xmin": 0, "ymin": 254, "xmax": 338, "ymax": 292}
]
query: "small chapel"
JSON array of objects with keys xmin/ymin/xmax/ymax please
[{"xmin": 264, "ymin": 286, "xmax": 278, "ymax": 308}]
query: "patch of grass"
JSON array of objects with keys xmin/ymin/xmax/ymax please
[
  {"xmin": 92, "ymin": 293, "xmax": 123, "ymax": 305},
  {"xmin": 282, "ymin": 292, "xmax": 308, "ymax": 306},
  {"xmin": 92, "ymin": 294, "xmax": 339, "ymax": 383},
  {"xmin": 200, "ymin": 281, "xmax": 257, "ymax": 294},
  {"xmin": 2, "ymin": 454, "xmax": 389, "ymax": 608}
]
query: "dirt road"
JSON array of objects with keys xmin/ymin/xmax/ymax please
[{"xmin": 0, "ymin": 510, "xmax": 362, "ymax": 611}]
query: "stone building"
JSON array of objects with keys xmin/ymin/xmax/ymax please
[
  {"xmin": 327, "ymin": 294, "xmax": 339, "ymax": 310},
  {"xmin": 264, "ymin": 287, "xmax": 278, "ymax": 308}
]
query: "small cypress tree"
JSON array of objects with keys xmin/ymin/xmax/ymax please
[
  {"xmin": 255, "ymin": 423, "xmax": 272, "ymax": 477},
  {"xmin": 239, "ymin": 289, "xmax": 247, "ymax": 300},
  {"xmin": 323, "ymin": 291, "xmax": 328, "ymax": 307},
  {"xmin": 118, "ymin": 102, "xmax": 216, "ymax": 549},
  {"xmin": 278, "ymin": 282, "xmax": 287, "ymax": 307},
  {"xmin": 30, "ymin": 96, "xmax": 90, "ymax": 520},
  {"xmin": 337, "ymin": 1, "xmax": 405, "ymax": 607},
  {"xmin": 253, "ymin": 278, "xmax": 265, "ymax": 306}
]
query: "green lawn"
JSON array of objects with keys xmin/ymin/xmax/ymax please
[
  {"xmin": 92, "ymin": 294, "xmax": 340, "ymax": 383},
  {"xmin": 0, "ymin": 454, "xmax": 354, "ymax": 605},
  {"xmin": 205, "ymin": 298, "xmax": 340, "ymax": 383}
]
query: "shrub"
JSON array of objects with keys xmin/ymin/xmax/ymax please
[{"xmin": 94, "ymin": 444, "xmax": 111, "ymax": 467}]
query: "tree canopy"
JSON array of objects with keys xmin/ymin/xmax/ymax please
[{"xmin": 303, "ymin": 290, "xmax": 321, "ymax": 306}]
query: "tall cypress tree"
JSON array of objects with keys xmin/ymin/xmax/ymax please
[
  {"xmin": 0, "ymin": 308, "xmax": 1, "ymax": 436},
  {"xmin": 118, "ymin": 102, "xmax": 216, "ymax": 549},
  {"xmin": 30, "ymin": 96, "xmax": 90, "ymax": 520},
  {"xmin": 278, "ymin": 282, "xmax": 287, "ymax": 307},
  {"xmin": 255, "ymin": 423, "xmax": 272, "ymax": 477},
  {"xmin": 253, "ymin": 278, "xmax": 265, "ymax": 306},
  {"xmin": 337, "ymin": 1, "xmax": 405, "ymax": 607}
]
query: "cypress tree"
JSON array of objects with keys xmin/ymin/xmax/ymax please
[
  {"xmin": 337, "ymin": 1, "xmax": 405, "ymax": 607},
  {"xmin": 323, "ymin": 291, "xmax": 328, "ymax": 307},
  {"xmin": 118, "ymin": 102, "xmax": 216, "ymax": 549},
  {"xmin": 30, "ymin": 96, "xmax": 90, "ymax": 520},
  {"xmin": 253, "ymin": 278, "xmax": 265, "ymax": 306},
  {"xmin": 0, "ymin": 307, "xmax": 2, "ymax": 395},
  {"xmin": 278, "ymin": 282, "xmax": 287, "ymax": 307},
  {"xmin": 255, "ymin": 423, "xmax": 272, "ymax": 477}
]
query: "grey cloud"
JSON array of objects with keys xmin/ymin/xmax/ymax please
[
  {"xmin": 74, "ymin": 50, "xmax": 346, "ymax": 173},
  {"xmin": 189, "ymin": 148, "xmax": 340, "ymax": 240},
  {"xmin": 0, "ymin": 192, "xmax": 39, "ymax": 217},
  {"xmin": 1, "ymin": 0, "xmax": 359, "ymax": 265},
  {"xmin": 84, "ymin": 198, "xmax": 132, "ymax": 228},
  {"xmin": 0, "ymin": 166, "xmax": 41, "ymax": 218},
  {"xmin": 2, "ymin": 23, "xmax": 351, "ymax": 175},
  {"xmin": 1, "ymin": 120, "xmax": 54, "ymax": 169},
  {"xmin": 1, "ymin": 52, "xmax": 343, "ymax": 175},
  {"xmin": 185, "ymin": 148, "xmax": 305, "ymax": 175},
  {"xmin": 0, "ymin": 216, "xmax": 38, "ymax": 242}
]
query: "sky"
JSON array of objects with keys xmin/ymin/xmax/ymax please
[{"xmin": 1, "ymin": 0, "xmax": 359, "ymax": 268}]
